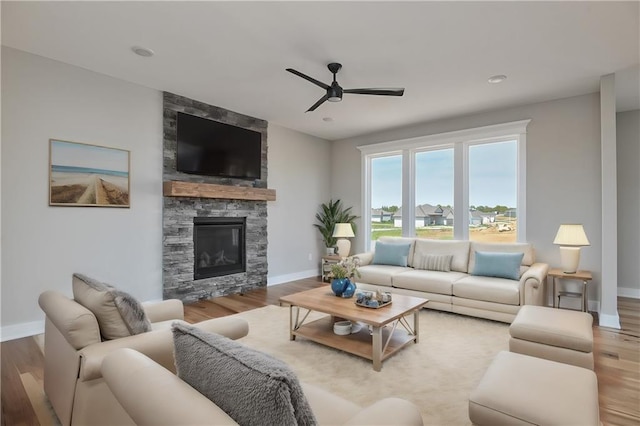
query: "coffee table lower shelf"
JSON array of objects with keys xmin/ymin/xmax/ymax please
[{"xmin": 291, "ymin": 315, "xmax": 417, "ymax": 371}]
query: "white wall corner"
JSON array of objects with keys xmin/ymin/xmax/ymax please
[
  {"xmin": 1, "ymin": 320, "xmax": 45, "ymax": 342},
  {"xmin": 267, "ymin": 269, "xmax": 319, "ymax": 287},
  {"xmin": 599, "ymin": 312, "xmax": 621, "ymax": 329}
]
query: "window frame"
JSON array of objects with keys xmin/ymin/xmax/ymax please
[{"xmin": 358, "ymin": 120, "xmax": 530, "ymax": 250}]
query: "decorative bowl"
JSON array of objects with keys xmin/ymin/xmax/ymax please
[{"xmin": 333, "ymin": 320, "xmax": 352, "ymax": 335}]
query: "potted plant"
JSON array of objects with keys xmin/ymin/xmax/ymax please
[
  {"xmin": 328, "ymin": 257, "xmax": 361, "ymax": 298},
  {"xmin": 314, "ymin": 199, "xmax": 358, "ymax": 255}
]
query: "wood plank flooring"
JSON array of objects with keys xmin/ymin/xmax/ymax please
[{"xmin": 1, "ymin": 278, "xmax": 638, "ymax": 425}]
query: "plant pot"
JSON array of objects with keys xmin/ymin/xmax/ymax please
[{"xmin": 326, "ymin": 247, "xmax": 336, "ymax": 255}]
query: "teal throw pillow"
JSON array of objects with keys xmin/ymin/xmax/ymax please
[
  {"xmin": 472, "ymin": 251, "xmax": 524, "ymax": 280},
  {"xmin": 372, "ymin": 241, "xmax": 411, "ymax": 267}
]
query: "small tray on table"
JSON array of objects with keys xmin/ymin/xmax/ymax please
[{"xmin": 355, "ymin": 300, "xmax": 392, "ymax": 309}]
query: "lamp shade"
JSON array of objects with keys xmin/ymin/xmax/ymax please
[
  {"xmin": 553, "ymin": 224, "xmax": 590, "ymax": 246},
  {"xmin": 332, "ymin": 223, "xmax": 355, "ymax": 238}
]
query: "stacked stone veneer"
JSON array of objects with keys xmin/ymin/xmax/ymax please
[{"xmin": 163, "ymin": 92, "xmax": 268, "ymax": 302}]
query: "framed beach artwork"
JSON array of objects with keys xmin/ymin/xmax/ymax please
[{"xmin": 49, "ymin": 139, "xmax": 130, "ymax": 207}]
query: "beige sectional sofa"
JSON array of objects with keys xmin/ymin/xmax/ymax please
[
  {"xmin": 353, "ymin": 237, "xmax": 549, "ymax": 323},
  {"xmin": 103, "ymin": 348, "xmax": 424, "ymax": 426}
]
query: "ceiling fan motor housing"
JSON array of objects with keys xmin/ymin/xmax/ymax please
[{"xmin": 328, "ymin": 82, "xmax": 343, "ymax": 102}]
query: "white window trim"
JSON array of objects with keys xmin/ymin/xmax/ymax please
[{"xmin": 358, "ymin": 120, "xmax": 530, "ymax": 249}]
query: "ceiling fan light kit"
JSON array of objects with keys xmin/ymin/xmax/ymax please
[{"xmin": 286, "ymin": 62, "xmax": 405, "ymax": 112}]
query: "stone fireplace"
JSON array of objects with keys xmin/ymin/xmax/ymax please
[{"xmin": 162, "ymin": 92, "xmax": 272, "ymax": 302}]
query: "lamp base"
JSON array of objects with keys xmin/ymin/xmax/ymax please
[
  {"xmin": 335, "ymin": 238, "xmax": 351, "ymax": 258},
  {"xmin": 559, "ymin": 246, "xmax": 581, "ymax": 274}
]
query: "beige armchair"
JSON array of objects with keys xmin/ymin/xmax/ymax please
[{"xmin": 38, "ymin": 290, "xmax": 249, "ymax": 426}]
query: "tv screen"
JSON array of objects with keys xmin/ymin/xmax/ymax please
[{"xmin": 176, "ymin": 112, "xmax": 262, "ymax": 180}]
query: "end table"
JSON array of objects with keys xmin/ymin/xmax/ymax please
[
  {"xmin": 321, "ymin": 255, "xmax": 342, "ymax": 282},
  {"xmin": 548, "ymin": 268, "xmax": 592, "ymax": 312}
]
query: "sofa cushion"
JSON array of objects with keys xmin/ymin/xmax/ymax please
[
  {"xmin": 471, "ymin": 251, "xmax": 524, "ymax": 281},
  {"xmin": 392, "ymin": 269, "xmax": 467, "ymax": 295},
  {"xmin": 377, "ymin": 237, "xmax": 417, "ymax": 267},
  {"xmin": 453, "ymin": 275, "xmax": 521, "ymax": 305},
  {"xmin": 372, "ymin": 241, "xmax": 412, "ymax": 267},
  {"xmin": 469, "ymin": 242, "xmax": 534, "ymax": 272},
  {"xmin": 72, "ymin": 273, "xmax": 151, "ymax": 340},
  {"xmin": 173, "ymin": 323, "xmax": 317, "ymax": 426},
  {"xmin": 358, "ymin": 265, "xmax": 411, "ymax": 287},
  {"xmin": 414, "ymin": 253, "xmax": 453, "ymax": 272},
  {"xmin": 413, "ymin": 239, "xmax": 471, "ymax": 273}
]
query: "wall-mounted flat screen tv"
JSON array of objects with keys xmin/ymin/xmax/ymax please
[{"xmin": 176, "ymin": 112, "xmax": 262, "ymax": 180}]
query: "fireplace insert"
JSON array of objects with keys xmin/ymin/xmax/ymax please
[{"xmin": 193, "ymin": 217, "xmax": 246, "ymax": 280}]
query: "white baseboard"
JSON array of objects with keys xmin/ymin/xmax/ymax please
[
  {"xmin": 267, "ymin": 269, "xmax": 319, "ymax": 286},
  {"xmin": 599, "ymin": 312, "xmax": 621, "ymax": 329},
  {"xmin": 1, "ymin": 320, "xmax": 44, "ymax": 342},
  {"xmin": 618, "ymin": 287, "xmax": 640, "ymax": 299}
]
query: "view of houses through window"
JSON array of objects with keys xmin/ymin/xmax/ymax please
[
  {"xmin": 370, "ymin": 154, "xmax": 402, "ymax": 247},
  {"xmin": 468, "ymin": 140, "xmax": 517, "ymax": 243},
  {"xmin": 368, "ymin": 138, "xmax": 519, "ymax": 247}
]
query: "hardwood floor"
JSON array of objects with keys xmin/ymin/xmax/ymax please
[
  {"xmin": 594, "ymin": 297, "xmax": 640, "ymax": 426},
  {"xmin": 1, "ymin": 278, "xmax": 638, "ymax": 425}
]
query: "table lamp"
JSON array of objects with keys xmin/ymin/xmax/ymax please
[
  {"xmin": 332, "ymin": 223, "xmax": 355, "ymax": 258},
  {"xmin": 553, "ymin": 224, "xmax": 590, "ymax": 273}
]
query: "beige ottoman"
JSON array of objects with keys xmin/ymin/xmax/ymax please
[
  {"xmin": 469, "ymin": 351, "xmax": 600, "ymax": 425},
  {"xmin": 509, "ymin": 305, "xmax": 594, "ymax": 369}
]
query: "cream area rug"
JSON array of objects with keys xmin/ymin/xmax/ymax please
[{"xmin": 233, "ymin": 305, "xmax": 509, "ymax": 426}]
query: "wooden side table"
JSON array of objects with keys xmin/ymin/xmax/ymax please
[
  {"xmin": 321, "ymin": 255, "xmax": 342, "ymax": 282},
  {"xmin": 548, "ymin": 268, "xmax": 592, "ymax": 312}
]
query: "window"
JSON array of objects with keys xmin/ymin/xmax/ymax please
[
  {"xmin": 414, "ymin": 149, "xmax": 454, "ymax": 240},
  {"xmin": 369, "ymin": 154, "xmax": 402, "ymax": 249},
  {"xmin": 360, "ymin": 120, "xmax": 528, "ymax": 250},
  {"xmin": 468, "ymin": 140, "xmax": 518, "ymax": 243}
]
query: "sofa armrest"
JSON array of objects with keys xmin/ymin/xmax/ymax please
[
  {"xmin": 343, "ymin": 398, "xmax": 424, "ymax": 426},
  {"xmin": 103, "ymin": 348, "xmax": 238, "ymax": 426},
  {"xmin": 519, "ymin": 262, "xmax": 549, "ymax": 306},
  {"xmin": 353, "ymin": 251, "xmax": 374, "ymax": 266},
  {"xmin": 79, "ymin": 317, "xmax": 249, "ymax": 381},
  {"xmin": 142, "ymin": 299, "xmax": 184, "ymax": 322},
  {"xmin": 38, "ymin": 290, "xmax": 101, "ymax": 349}
]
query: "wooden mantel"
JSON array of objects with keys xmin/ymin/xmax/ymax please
[{"xmin": 163, "ymin": 181, "xmax": 276, "ymax": 201}]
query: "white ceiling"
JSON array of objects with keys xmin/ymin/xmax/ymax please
[{"xmin": 2, "ymin": 1, "xmax": 639, "ymax": 141}]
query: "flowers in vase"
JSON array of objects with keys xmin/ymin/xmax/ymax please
[{"xmin": 328, "ymin": 256, "xmax": 361, "ymax": 280}]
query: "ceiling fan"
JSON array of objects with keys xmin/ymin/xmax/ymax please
[{"xmin": 286, "ymin": 62, "xmax": 405, "ymax": 112}]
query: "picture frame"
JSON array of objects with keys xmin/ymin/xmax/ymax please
[{"xmin": 49, "ymin": 139, "xmax": 130, "ymax": 208}]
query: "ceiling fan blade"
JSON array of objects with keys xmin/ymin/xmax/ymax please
[
  {"xmin": 286, "ymin": 68, "xmax": 330, "ymax": 90},
  {"xmin": 306, "ymin": 94, "xmax": 329, "ymax": 112},
  {"xmin": 343, "ymin": 88, "xmax": 405, "ymax": 96}
]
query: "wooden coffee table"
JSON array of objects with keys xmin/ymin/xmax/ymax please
[{"xmin": 279, "ymin": 286, "xmax": 429, "ymax": 371}]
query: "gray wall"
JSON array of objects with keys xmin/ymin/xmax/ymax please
[
  {"xmin": 617, "ymin": 109, "xmax": 640, "ymax": 297},
  {"xmin": 0, "ymin": 48, "xmax": 333, "ymax": 339},
  {"xmin": 1, "ymin": 47, "xmax": 164, "ymax": 338},
  {"xmin": 331, "ymin": 93, "xmax": 604, "ymax": 307},
  {"xmin": 267, "ymin": 123, "xmax": 332, "ymax": 284}
]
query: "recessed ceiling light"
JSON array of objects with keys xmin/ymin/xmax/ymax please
[
  {"xmin": 488, "ymin": 75, "xmax": 507, "ymax": 84},
  {"xmin": 131, "ymin": 46, "xmax": 154, "ymax": 57},
  {"xmin": 322, "ymin": 117, "xmax": 334, "ymax": 122}
]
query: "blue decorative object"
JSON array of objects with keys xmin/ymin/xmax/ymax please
[
  {"xmin": 331, "ymin": 278, "xmax": 356, "ymax": 297},
  {"xmin": 341, "ymin": 280, "xmax": 357, "ymax": 298},
  {"xmin": 472, "ymin": 251, "xmax": 525, "ymax": 280}
]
